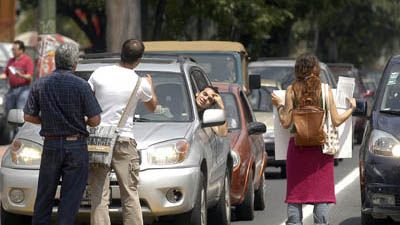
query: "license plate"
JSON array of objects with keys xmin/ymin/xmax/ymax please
[{"xmin": 80, "ymin": 186, "xmax": 111, "ymax": 206}]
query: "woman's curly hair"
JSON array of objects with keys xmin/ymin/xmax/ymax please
[{"xmin": 292, "ymin": 53, "xmax": 322, "ymax": 107}]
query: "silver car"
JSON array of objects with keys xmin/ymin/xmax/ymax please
[{"xmin": 1, "ymin": 55, "xmax": 232, "ymax": 225}]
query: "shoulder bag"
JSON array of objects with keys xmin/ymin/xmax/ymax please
[
  {"xmin": 87, "ymin": 77, "xmax": 142, "ymax": 168},
  {"xmin": 322, "ymin": 83, "xmax": 340, "ymax": 155}
]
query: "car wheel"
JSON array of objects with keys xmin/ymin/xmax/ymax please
[
  {"xmin": 254, "ymin": 173, "xmax": 265, "ymax": 211},
  {"xmin": 208, "ymin": 169, "xmax": 231, "ymax": 225},
  {"xmin": 235, "ymin": 171, "xmax": 254, "ymax": 221},
  {"xmin": 1, "ymin": 205, "xmax": 32, "ymax": 225},
  {"xmin": 361, "ymin": 211, "xmax": 386, "ymax": 225},
  {"xmin": 280, "ymin": 165, "xmax": 287, "ymax": 179},
  {"xmin": 175, "ymin": 173, "xmax": 207, "ymax": 225}
]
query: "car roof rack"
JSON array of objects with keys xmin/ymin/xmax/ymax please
[{"xmin": 79, "ymin": 52, "xmax": 196, "ymax": 65}]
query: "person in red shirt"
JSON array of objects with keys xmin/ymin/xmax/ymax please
[{"xmin": 0, "ymin": 40, "xmax": 34, "ymax": 112}]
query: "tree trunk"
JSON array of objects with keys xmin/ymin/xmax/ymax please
[
  {"xmin": 152, "ymin": 0, "xmax": 166, "ymax": 40},
  {"xmin": 106, "ymin": 0, "xmax": 142, "ymax": 52}
]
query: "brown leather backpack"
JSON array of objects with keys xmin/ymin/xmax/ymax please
[{"xmin": 292, "ymin": 84, "xmax": 326, "ymax": 147}]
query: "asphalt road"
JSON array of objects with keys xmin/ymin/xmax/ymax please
[{"xmin": 232, "ymin": 145, "xmax": 400, "ymax": 225}]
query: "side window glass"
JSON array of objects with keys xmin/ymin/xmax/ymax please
[
  {"xmin": 190, "ymin": 68, "xmax": 210, "ymax": 93},
  {"xmin": 240, "ymin": 91, "xmax": 254, "ymax": 123}
]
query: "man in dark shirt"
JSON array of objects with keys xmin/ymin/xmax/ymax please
[{"xmin": 24, "ymin": 43, "xmax": 102, "ymax": 225}]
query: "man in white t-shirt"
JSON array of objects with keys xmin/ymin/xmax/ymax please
[{"xmin": 88, "ymin": 39, "xmax": 157, "ymax": 225}]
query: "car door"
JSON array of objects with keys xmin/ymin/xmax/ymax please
[
  {"xmin": 239, "ymin": 90, "xmax": 264, "ymax": 178},
  {"xmin": 189, "ymin": 67, "xmax": 221, "ymax": 194}
]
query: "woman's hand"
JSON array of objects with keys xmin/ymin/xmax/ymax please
[
  {"xmin": 271, "ymin": 92, "xmax": 283, "ymax": 107},
  {"xmin": 346, "ymin": 97, "xmax": 356, "ymax": 110}
]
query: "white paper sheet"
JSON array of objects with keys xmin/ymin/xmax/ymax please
[
  {"xmin": 273, "ymin": 88, "xmax": 353, "ymax": 160},
  {"xmin": 336, "ymin": 76, "xmax": 355, "ymax": 109}
]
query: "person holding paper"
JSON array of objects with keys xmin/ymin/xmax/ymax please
[
  {"xmin": 0, "ymin": 40, "xmax": 34, "ymax": 113},
  {"xmin": 271, "ymin": 53, "xmax": 356, "ymax": 225}
]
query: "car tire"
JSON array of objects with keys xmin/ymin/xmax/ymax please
[
  {"xmin": 208, "ymin": 169, "xmax": 231, "ymax": 225},
  {"xmin": 254, "ymin": 173, "xmax": 265, "ymax": 211},
  {"xmin": 361, "ymin": 211, "xmax": 386, "ymax": 225},
  {"xmin": 1, "ymin": 205, "xmax": 32, "ymax": 225},
  {"xmin": 280, "ymin": 165, "xmax": 287, "ymax": 179},
  {"xmin": 235, "ymin": 171, "xmax": 254, "ymax": 221},
  {"xmin": 175, "ymin": 173, "xmax": 207, "ymax": 225}
]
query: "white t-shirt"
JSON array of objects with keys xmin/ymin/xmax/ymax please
[{"xmin": 88, "ymin": 65, "xmax": 152, "ymax": 139}]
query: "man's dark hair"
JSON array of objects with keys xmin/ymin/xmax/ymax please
[
  {"xmin": 13, "ymin": 40, "xmax": 25, "ymax": 52},
  {"xmin": 120, "ymin": 39, "xmax": 145, "ymax": 64}
]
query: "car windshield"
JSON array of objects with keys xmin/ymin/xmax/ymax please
[
  {"xmin": 181, "ymin": 53, "xmax": 239, "ymax": 83},
  {"xmin": 220, "ymin": 93, "xmax": 241, "ymax": 130},
  {"xmin": 75, "ymin": 70, "xmax": 193, "ymax": 122},
  {"xmin": 248, "ymin": 86, "xmax": 278, "ymax": 112},
  {"xmin": 249, "ymin": 65, "xmax": 329, "ymax": 89},
  {"xmin": 381, "ymin": 64, "xmax": 400, "ymax": 111},
  {"xmin": 135, "ymin": 71, "xmax": 193, "ymax": 122}
]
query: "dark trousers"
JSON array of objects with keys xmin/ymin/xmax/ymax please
[{"xmin": 32, "ymin": 139, "xmax": 88, "ymax": 225}]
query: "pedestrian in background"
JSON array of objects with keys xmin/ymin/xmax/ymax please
[
  {"xmin": 24, "ymin": 42, "xmax": 102, "ymax": 225},
  {"xmin": 88, "ymin": 39, "xmax": 157, "ymax": 225},
  {"xmin": 0, "ymin": 40, "xmax": 34, "ymax": 112},
  {"xmin": 271, "ymin": 53, "xmax": 356, "ymax": 225}
]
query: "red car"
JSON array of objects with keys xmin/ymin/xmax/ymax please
[{"xmin": 215, "ymin": 83, "xmax": 267, "ymax": 221}]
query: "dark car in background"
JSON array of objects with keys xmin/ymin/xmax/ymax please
[
  {"xmin": 327, "ymin": 63, "xmax": 374, "ymax": 144},
  {"xmin": 359, "ymin": 55, "xmax": 400, "ymax": 225}
]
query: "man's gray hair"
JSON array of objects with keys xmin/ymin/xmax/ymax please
[{"xmin": 55, "ymin": 43, "xmax": 79, "ymax": 70}]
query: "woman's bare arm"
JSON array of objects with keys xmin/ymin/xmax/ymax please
[
  {"xmin": 328, "ymin": 87, "xmax": 356, "ymax": 127},
  {"xmin": 272, "ymin": 85, "xmax": 294, "ymax": 129}
]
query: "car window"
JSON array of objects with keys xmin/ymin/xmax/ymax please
[
  {"xmin": 381, "ymin": 64, "xmax": 400, "ymax": 111},
  {"xmin": 249, "ymin": 86, "xmax": 278, "ymax": 112},
  {"xmin": 135, "ymin": 71, "xmax": 193, "ymax": 122},
  {"xmin": 185, "ymin": 53, "xmax": 239, "ymax": 83},
  {"xmin": 190, "ymin": 68, "xmax": 210, "ymax": 93},
  {"xmin": 221, "ymin": 93, "xmax": 241, "ymax": 130}
]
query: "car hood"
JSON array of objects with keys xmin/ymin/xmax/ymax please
[
  {"xmin": 373, "ymin": 111, "xmax": 400, "ymax": 140},
  {"xmin": 254, "ymin": 111, "xmax": 274, "ymax": 130},
  {"xmin": 133, "ymin": 122, "xmax": 192, "ymax": 149},
  {"xmin": 14, "ymin": 122, "xmax": 193, "ymax": 149}
]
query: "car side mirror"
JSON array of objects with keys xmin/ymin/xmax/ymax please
[
  {"xmin": 7, "ymin": 109, "xmax": 24, "ymax": 125},
  {"xmin": 248, "ymin": 121, "xmax": 266, "ymax": 135},
  {"xmin": 352, "ymin": 99, "xmax": 367, "ymax": 117},
  {"xmin": 202, "ymin": 109, "xmax": 226, "ymax": 127},
  {"xmin": 249, "ymin": 74, "xmax": 261, "ymax": 90}
]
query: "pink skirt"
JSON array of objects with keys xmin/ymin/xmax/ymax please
[{"xmin": 285, "ymin": 137, "xmax": 336, "ymax": 204}]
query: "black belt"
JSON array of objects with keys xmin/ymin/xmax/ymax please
[{"xmin": 43, "ymin": 134, "xmax": 86, "ymax": 141}]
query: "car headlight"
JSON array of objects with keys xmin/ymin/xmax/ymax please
[
  {"xmin": 368, "ymin": 130, "xmax": 400, "ymax": 157},
  {"xmin": 147, "ymin": 139, "xmax": 189, "ymax": 165},
  {"xmin": 2, "ymin": 139, "xmax": 42, "ymax": 168},
  {"xmin": 0, "ymin": 96, "xmax": 3, "ymax": 105}
]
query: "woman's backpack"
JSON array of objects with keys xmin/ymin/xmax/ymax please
[{"xmin": 292, "ymin": 84, "xmax": 326, "ymax": 146}]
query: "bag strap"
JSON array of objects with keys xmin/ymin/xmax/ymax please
[{"xmin": 117, "ymin": 77, "xmax": 142, "ymax": 129}]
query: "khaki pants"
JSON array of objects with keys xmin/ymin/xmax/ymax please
[{"xmin": 89, "ymin": 138, "xmax": 142, "ymax": 225}]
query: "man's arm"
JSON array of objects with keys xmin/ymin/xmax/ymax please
[
  {"xmin": 86, "ymin": 115, "xmax": 101, "ymax": 127},
  {"xmin": 143, "ymin": 74, "xmax": 158, "ymax": 112},
  {"xmin": 0, "ymin": 73, "xmax": 6, "ymax": 79},
  {"xmin": 24, "ymin": 114, "xmax": 41, "ymax": 124},
  {"xmin": 15, "ymin": 71, "xmax": 32, "ymax": 81}
]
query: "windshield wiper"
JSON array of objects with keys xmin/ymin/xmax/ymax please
[
  {"xmin": 380, "ymin": 110, "xmax": 400, "ymax": 115},
  {"xmin": 133, "ymin": 117, "xmax": 151, "ymax": 122}
]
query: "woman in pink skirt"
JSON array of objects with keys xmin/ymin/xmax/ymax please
[{"xmin": 271, "ymin": 53, "xmax": 356, "ymax": 225}]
